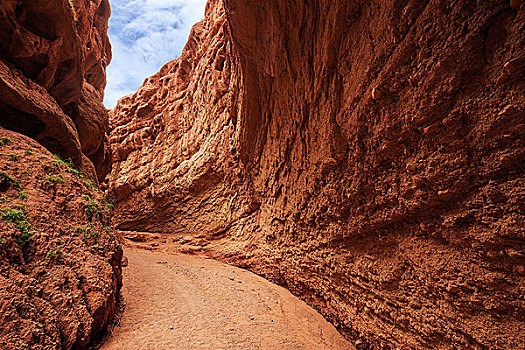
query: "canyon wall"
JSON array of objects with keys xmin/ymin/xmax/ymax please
[
  {"xmin": 108, "ymin": 0, "xmax": 256, "ymax": 234},
  {"xmin": 0, "ymin": 1, "xmax": 121, "ymax": 349},
  {"xmin": 109, "ymin": 0, "xmax": 525, "ymax": 349},
  {"xmin": 0, "ymin": 128, "xmax": 122, "ymax": 350},
  {"xmin": 0, "ymin": 0, "xmax": 112, "ymax": 181}
]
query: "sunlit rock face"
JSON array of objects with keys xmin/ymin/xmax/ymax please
[
  {"xmin": 108, "ymin": 0, "xmax": 255, "ymax": 234},
  {"xmin": 0, "ymin": 0, "xmax": 112, "ymax": 180},
  {"xmin": 109, "ymin": 0, "xmax": 524, "ymax": 348}
]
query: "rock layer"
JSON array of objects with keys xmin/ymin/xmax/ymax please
[
  {"xmin": 109, "ymin": 0, "xmax": 525, "ymax": 349},
  {"xmin": 0, "ymin": 0, "xmax": 112, "ymax": 180}
]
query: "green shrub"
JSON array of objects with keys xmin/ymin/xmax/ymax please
[
  {"xmin": 1, "ymin": 207, "xmax": 26, "ymax": 222},
  {"xmin": 17, "ymin": 222, "xmax": 32, "ymax": 246},
  {"xmin": 47, "ymin": 249, "xmax": 61, "ymax": 259},
  {"xmin": 17, "ymin": 191, "xmax": 29, "ymax": 200},
  {"xmin": 25, "ymin": 150, "xmax": 34, "ymax": 155},
  {"xmin": 76, "ymin": 223, "xmax": 100, "ymax": 242},
  {"xmin": 0, "ymin": 137, "xmax": 12, "ymax": 146},
  {"xmin": 8, "ymin": 153, "xmax": 18, "ymax": 161},
  {"xmin": 52, "ymin": 154, "xmax": 79, "ymax": 176},
  {"xmin": 103, "ymin": 195, "xmax": 115, "ymax": 212},
  {"xmin": 84, "ymin": 178, "xmax": 98, "ymax": 191},
  {"xmin": 53, "ymin": 154, "xmax": 73, "ymax": 167},
  {"xmin": 0, "ymin": 172, "xmax": 21, "ymax": 191},
  {"xmin": 1, "ymin": 206, "xmax": 33, "ymax": 246},
  {"xmin": 45, "ymin": 175, "xmax": 65, "ymax": 185},
  {"xmin": 83, "ymin": 196, "xmax": 101, "ymax": 221}
]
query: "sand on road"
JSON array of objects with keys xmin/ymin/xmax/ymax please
[{"xmin": 100, "ymin": 247, "xmax": 352, "ymax": 350}]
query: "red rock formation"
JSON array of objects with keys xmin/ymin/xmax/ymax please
[
  {"xmin": 0, "ymin": 1, "xmax": 121, "ymax": 349},
  {"xmin": 108, "ymin": 0, "xmax": 256, "ymax": 234},
  {"xmin": 0, "ymin": 127, "xmax": 121, "ymax": 350},
  {"xmin": 0, "ymin": 0, "xmax": 112, "ymax": 181},
  {"xmin": 109, "ymin": 0, "xmax": 525, "ymax": 348}
]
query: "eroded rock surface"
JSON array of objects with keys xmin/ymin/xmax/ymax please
[
  {"xmin": 109, "ymin": 0, "xmax": 524, "ymax": 348},
  {"xmin": 108, "ymin": 0, "xmax": 255, "ymax": 234},
  {"xmin": 0, "ymin": 0, "xmax": 112, "ymax": 180},
  {"xmin": 0, "ymin": 1, "xmax": 121, "ymax": 349},
  {"xmin": 0, "ymin": 128, "xmax": 122, "ymax": 350}
]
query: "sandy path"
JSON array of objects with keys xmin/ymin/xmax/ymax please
[{"xmin": 101, "ymin": 247, "xmax": 352, "ymax": 350}]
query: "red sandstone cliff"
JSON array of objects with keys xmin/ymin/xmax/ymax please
[
  {"xmin": 108, "ymin": 0, "xmax": 255, "ymax": 234},
  {"xmin": 0, "ymin": 128, "xmax": 122, "ymax": 350},
  {"xmin": 0, "ymin": 1, "xmax": 121, "ymax": 349},
  {"xmin": 0, "ymin": 0, "xmax": 112, "ymax": 181},
  {"xmin": 109, "ymin": 0, "xmax": 524, "ymax": 348}
]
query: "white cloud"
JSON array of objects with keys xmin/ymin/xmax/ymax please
[{"xmin": 104, "ymin": 0, "xmax": 207, "ymax": 107}]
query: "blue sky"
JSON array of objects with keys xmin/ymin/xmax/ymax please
[{"xmin": 104, "ymin": 0, "xmax": 207, "ymax": 107}]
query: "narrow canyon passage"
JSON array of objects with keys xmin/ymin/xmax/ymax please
[
  {"xmin": 100, "ymin": 247, "xmax": 352, "ymax": 350},
  {"xmin": 0, "ymin": 0, "xmax": 523, "ymax": 349}
]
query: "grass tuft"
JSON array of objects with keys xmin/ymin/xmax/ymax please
[
  {"xmin": 47, "ymin": 249, "xmax": 61, "ymax": 260},
  {"xmin": 0, "ymin": 137, "xmax": 12, "ymax": 146},
  {"xmin": 84, "ymin": 177, "xmax": 98, "ymax": 191},
  {"xmin": 0, "ymin": 172, "xmax": 21, "ymax": 191},
  {"xmin": 52, "ymin": 154, "xmax": 79, "ymax": 176},
  {"xmin": 44, "ymin": 175, "xmax": 65, "ymax": 185},
  {"xmin": 83, "ymin": 196, "xmax": 101, "ymax": 221},
  {"xmin": 17, "ymin": 191, "xmax": 29, "ymax": 200},
  {"xmin": 76, "ymin": 223, "xmax": 100, "ymax": 242},
  {"xmin": 1, "ymin": 206, "xmax": 33, "ymax": 246}
]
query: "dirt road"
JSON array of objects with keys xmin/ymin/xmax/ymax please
[{"xmin": 100, "ymin": 247, "xmax": 352, "ymax": 350}]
